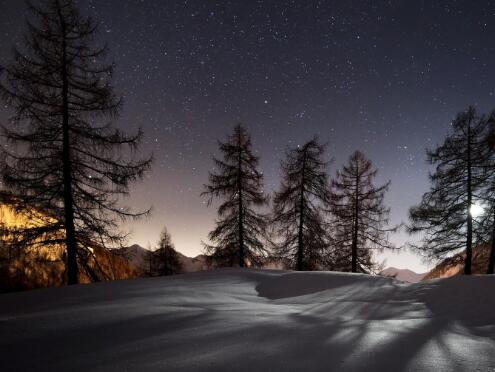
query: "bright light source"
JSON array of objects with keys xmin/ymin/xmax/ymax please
[{"xmin": 470, "ymin": 203, "xmax": 484, "ymax": 217}]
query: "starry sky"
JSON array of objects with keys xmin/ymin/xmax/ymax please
[{"xmin": 1, "ymin": 0, "xmax": 495, "ymax": 272}]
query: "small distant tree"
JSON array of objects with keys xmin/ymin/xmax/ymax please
[
  {"xmin": 330, "ymin": 151, "xmax": 398, "ymax": 273},
  {"xmin": 272, "ymin": 138, "xmax": 331, "ymax": 271},
  {"xmin": 0, "ymin": 0, "xmax": 151, "ymax": 284},
  {"xmin": 202, "ymin": 125, "xmax": 268, "ymax": 268},
  {"xmin": 154, "ymin": 228, "xmax": 183, "ymax": 276},
  {"xmin": 408, "ymin": 107, "xmax": 489, "ymax": 275}
]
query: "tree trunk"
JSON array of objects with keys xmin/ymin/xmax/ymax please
[
  {"xmin": 488, "ymin": 208, "xmax": 495, "ymax": 274},
  {"xmin": 351, "ymin": 167, "xmax": 360, "ymax": 273},
  {"xmin": 60, "ymin": 13, "xmax": 78, "ymax": 285},
  {"xmin": 297, "ymin": 150, "xmax": 307, "ymax": 271},
  {"xmin": 465, "ymin": 119, "xmax": 473, "ymax": 275},
  {"xmin": 237, "ymin": 132, "xmax": 245, "ymax": 268},
  {"xmin": 149, "ymin": 251, "xmax": 153, "ymax": 276}
]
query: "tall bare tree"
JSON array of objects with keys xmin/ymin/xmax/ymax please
[
  {"xmin": 272, "ymin": 138, "xmax": 331, "ymax": 271},
  {"xmin": 0, "ymin": 0, "xmax": 151, "ymax": 284},
  {"xmin": 408, "ymin": 107, "xmax": 488, "ymax": 275},
  {"xmin": 202, "ymin": 125, "xmax": 268, "ymax": 267},
  {"xmin": 330, "ymin": 151, "xmax": 397, "ymax": 273}
]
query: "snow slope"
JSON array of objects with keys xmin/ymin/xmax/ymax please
[
  {"xmin": 1, "ymin": 269, "xmax": 494, "ymax": 371},
  {"xmin": 380, "ymin": 267, "xmax": 426, "ymax": 283}
]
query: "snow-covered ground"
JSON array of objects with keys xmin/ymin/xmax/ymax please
[{"xmin": 1, "ymin": 269, "xmax": 494, "ymax": 371}]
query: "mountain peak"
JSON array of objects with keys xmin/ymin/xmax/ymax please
[{"xmin": 380, "ymin": 267, "xmax": 426, "ymax": 283}]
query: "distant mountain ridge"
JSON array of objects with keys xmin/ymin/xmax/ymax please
[
  {"xmin": 122, "ymin": 245, "xmax": 430, "ymax": 283},
  {"xmin": 379, "ymin": 267, "xmax": 426, "ymax": 283},
  {"xmin": 116, "ymin": 244, "xmax": 208, "ymax": 274}
]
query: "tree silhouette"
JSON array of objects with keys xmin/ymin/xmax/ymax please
[
  {"xmin": 202, "ymin": 125, "xmax": 268, "ymax": 267},
  {"xmin": 330, "ymin": 151, "xmax": 398, "ymax": 273},
  {"xmin": 408, "ymin": 107, "xmax": 488, "ymax": 275},
  {"xmin": 0, "ymin": 0, "xmax": 151, "ymax": 284},
  {"xmin": 154, "ymin": 228, "xmax": 183, "ymax": 276},
  {"xmin": 272, "ymin": 138, "xmax": 331, "ymax": 271}
]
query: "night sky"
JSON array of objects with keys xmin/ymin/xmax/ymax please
[{"xmin": 2, "ymin": 0, "xmax": 495, "ymax": 272}]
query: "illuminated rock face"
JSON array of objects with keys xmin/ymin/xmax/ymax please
[
  {"xmin": 0, "ymin": 203, "xmax": 54, "ymax": 228},
  {"xmin": 0, "ymin": 204, "xmax": 137, "ymax": 291},
  {"xmin": 0, "ymin": 205, "xmax": 20, "ymax": 227},
  {"xmin": 0, "ymin": 204, "xmax": 63, "ymax": 260},
  {"xmin": 424, "ymin": 243, "xmax": 492, "ymax": 280}
]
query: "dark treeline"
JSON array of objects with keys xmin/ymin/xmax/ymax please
[
  {"xmin": 204, "ymin": 127, "xmax": 397, "ymax": 273},
  {"xmin": 205, "ymin": 107, "xmax": 495, "ymax": 275},
  {"xmin": 1, "ymin": 1, "xmax": 494, "ymax": 291}
]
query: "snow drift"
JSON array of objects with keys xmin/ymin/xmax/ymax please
[{"xmin": 0, "ymin": 269, "xmax": 494, "ymax": 371}]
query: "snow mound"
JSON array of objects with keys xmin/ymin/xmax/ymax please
[{"xmin": 1, "ymin": 269, "xmax": 494, "ymax": 371}]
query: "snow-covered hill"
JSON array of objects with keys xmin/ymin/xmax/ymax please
[
  {"xmin": 1, "ymin": 269, "xmax": 494, "ymax": 371},
  {"xmin": 380, "ymin": 267, "xmax": 426, "ymax": 283}
]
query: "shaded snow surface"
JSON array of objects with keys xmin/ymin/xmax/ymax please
[{"xmin": 1, "ymin": 269, "xmax": 494, "ymax": 371}]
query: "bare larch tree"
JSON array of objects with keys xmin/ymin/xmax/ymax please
[
  {"xmin": 330, "ymin": 151, "xmax": 397, "ymax": 273},
  {"xmin": 0, "ymin": 0, "xmax": 151, "ymax": 284},
  {"xmin": 408, "ymin": 107, "xmax": 488, "ymax": 275},
  {"xmin": 202, "ymin": 125, "xmax": 268, "ymax": 267},
  {"xmin": 272, "ymin": 138, "xmax": 331, "ymax": 271}
]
